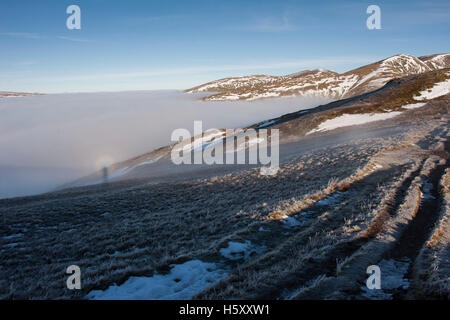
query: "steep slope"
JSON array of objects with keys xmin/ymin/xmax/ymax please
[
  {"xmin": 68, "ymin": 68, "xmax": 450, "ymax": 187},
  {"xmin": 185, "ymin": 53, "xmax": 450, "ymax": 101},
  {"xmin": 419, "ymin": 53, "xmax": 450, "ymax": 69},
  {"xmin": 253, "ymin": 68, "xmax": 450, "ymax": 136},
  {"xmin": 2, "ymin": 75, "xmax": 448, "ymax": 300}
]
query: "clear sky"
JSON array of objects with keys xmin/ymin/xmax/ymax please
[{"xmin": 0, "ymin": 0, "xmax": 449, "ymax": 93}]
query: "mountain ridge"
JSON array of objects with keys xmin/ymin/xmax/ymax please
[{"xmin": 185, "ymin": 53, "xmax": 450, "ymax": 101}]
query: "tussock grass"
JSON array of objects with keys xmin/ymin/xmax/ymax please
[{"xmin": 0, "ymin": 103, "xmax": 448, "ymax": 299}]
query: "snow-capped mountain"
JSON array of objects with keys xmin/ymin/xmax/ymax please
[
  {"xmin": 185, "ymin": 53, "xmax": 450, "ymax": 101},
  {"xmin": 420, "ymin": 53, "xmax": 450, "ymax": 69}
]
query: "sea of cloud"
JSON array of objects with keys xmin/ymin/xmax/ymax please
[{"xmin": 0, "ymin": 90, "xmax": 330, "ymax": 198}]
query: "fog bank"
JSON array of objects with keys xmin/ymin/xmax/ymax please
[{"xmin": 0, "ymin": 90, "xmax": 330, "ymax": 198}]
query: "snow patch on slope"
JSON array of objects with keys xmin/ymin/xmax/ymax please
[
  {"xmin": 402, "ymin": 103, "xmax": 427, "ymax": 110},
  {"xmin": 220, "ymin": 240, "xmax": 264, "ymax": 261},
  {"xmin": 415, "ymin": 78, "xmax": 450, "ymax": 100},
  {"xmin": 86, "ymin": 260, "xmax": 226, "ymax": 300},
  {"xmin": 361, "ymin": 258, "xmax": 410, "ymax": 300},
  {"xmin": 307, "ymin": 112, "xmax": 402, "ymax": 135}
]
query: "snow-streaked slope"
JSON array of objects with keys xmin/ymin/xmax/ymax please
[
  {"xmin": 348, "ymin": 54, "xmax": 434, "ymax": 94},
  {"xmin": 186, "ymin": 69, "xmax": 357, "ymax": 101},
  {"xmin": 109, "ymin": 156, "xmax": 163, "ymax": 179},
  {"xmin": 419, "ymin": 53, "xmax": 450, "ymax": 70},
  {"xmin": 381, "ymin": 54, "xmax": 432, "ymax": 74},
  {"xmin": 186, "ymin": 54, "xmax": 450, "ymax": 101},
  {"xmin": 172, "ymin": 129, "xmax": 226, "ymax": 153},
  {"xmin": 189, "ymin": 75, "xmax": 280, "ymax": 93}
]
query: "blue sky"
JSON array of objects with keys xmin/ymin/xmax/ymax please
[{"xmin": 0, "ymin": 0, "xmax": 449, "ymax": 93}]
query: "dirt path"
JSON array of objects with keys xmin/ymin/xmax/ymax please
[{"xmin": 385, "ymin": 143, "xmax": 449, "ymax": 299}]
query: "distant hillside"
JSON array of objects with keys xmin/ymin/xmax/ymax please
[
  {"xmin": 0, "ymin": 91, "xmax": 40, "ymax": 98},
  {"xmin": 185, "ymin": 53, "xmax": 450, "ymax": 101}
]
